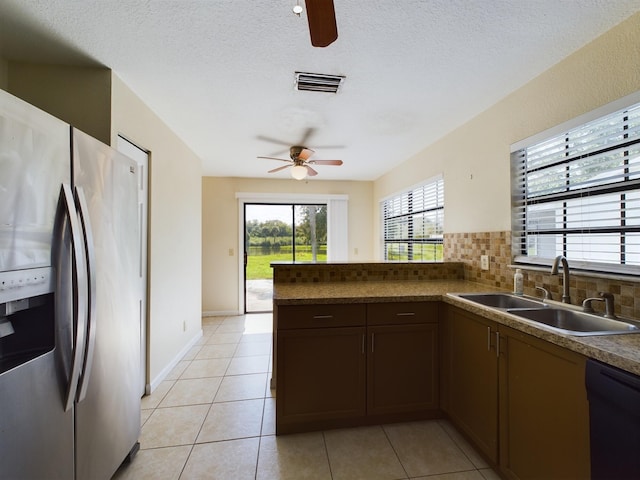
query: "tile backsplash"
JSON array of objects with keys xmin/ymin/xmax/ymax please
[
  {"xmin": 444, "ymin": 231, "xmax": 640, "ymax": 320},
  {"xmin": 272, "ymin": 231, "xmax": 639, "ymax": 320},
  {"xmin": 272, "ymin": 261, "xmax": 464, "ymax": 284}
]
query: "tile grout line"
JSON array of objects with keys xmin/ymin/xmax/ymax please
[
  {"xmin": 176, "ymin": 444, "xmax": 196, "ymax": 480},
  {"xmin": 177, "ymin": 315, "xmax": 226, "ymax": 480},
  {"xmin": 435, "ymin": 419, "xmax": 489, "ymax": 476},
  {"xmin": 321, "ymin": 431, "xmax": 335, "ymax": 480},
  {"xmin": 193, "ymin": 314, "xmax": 271, "ymax": 479},
  {"xmin": 380, "ymin": 424, "xmax": 411, "ymax": 479}
]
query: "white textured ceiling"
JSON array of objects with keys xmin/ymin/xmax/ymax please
[{"xmin": 1, "ymin": 1, "xmax": 639, "ymax": 180}]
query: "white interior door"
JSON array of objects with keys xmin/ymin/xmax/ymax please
[{"xmin": 117, "ymin": 135, "xmax": 149, "ymax": 396}]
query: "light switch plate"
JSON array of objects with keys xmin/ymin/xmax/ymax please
[{"xmin": 480, "ymin": 255, "xmax": 489, "ymax": 270}]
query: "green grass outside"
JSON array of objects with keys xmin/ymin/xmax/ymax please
[
  {"xmin": 246, "ymin": 243, "xmax": 443, "ymax": 280},
  {"xmin": 386, "ymin": 244, "xmax": 443, "ymax": 262},
  {"xmin": 246, "ymin": 252, "xmax": 328, "ymax": 280}
]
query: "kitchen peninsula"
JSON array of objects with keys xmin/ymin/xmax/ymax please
[
  {"xmin": 272, "ymin": 262, "xmax": 640, "ymax": 376},
  {"xmin": 271, "ymin": 261, "xmax": 640, "ymax": 478}
]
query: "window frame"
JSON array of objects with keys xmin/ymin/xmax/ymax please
[{"xmin": 511, "ymin": 91, "xmax": 640, "ymax": 275}]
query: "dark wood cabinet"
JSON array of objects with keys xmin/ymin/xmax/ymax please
[
  {"xmin": 275, "ymin": 301, "xmax": 439, "ymax": 433},
  {"xmin": 366, "ymin": 302, "xmax": 439, "ymax": 415},
  {"xmin": 442, "ymin": 305, "xmax": 590, "ymax": 478},
  {"xmin": 276, "ymin": 303, "xmax": 366, "ymax": 434},
  {"xmin": 277, "ymin": 326, "xmax": 366, "ymax": 434},
  {"xmin": 443, "ymin": 305, "xmax": 499, "ymax": 463},
  {"xmin": 498, "ymin": 325, "xmax": 590, "ymax": 480}
]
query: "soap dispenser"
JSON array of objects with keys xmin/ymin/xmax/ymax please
[{"xmin": 514, "ymin": 269, "xmax": 524, "ymax": 296}]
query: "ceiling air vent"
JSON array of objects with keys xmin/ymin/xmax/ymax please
[{"xmin": 295, "ymin": 72, "xmax": 345, "ymax": 93}]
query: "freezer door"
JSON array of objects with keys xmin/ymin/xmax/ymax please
[
  {"xmin": 71, "ymin": 129, "xmax": 141, "ymax": 480},
  {"xmin": 0, "ymin": 350, "xmax": 75, "ymax": 479},
  {"xmin": 0, "ymin": 89, "xmax": 70, "ymax": 278},
  {"xmin": 0, "ymin": 90, "xmax": 74, "ymax": 479}
]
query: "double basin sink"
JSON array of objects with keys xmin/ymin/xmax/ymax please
[{"xmin": 454, "ymin": 293, "xmax": 640, "ymax": 336}]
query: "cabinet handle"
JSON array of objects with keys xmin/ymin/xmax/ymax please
[
  {"xmin": 396, "ymin": 312, "xmax": 415, "ymax": 316},
  {"xmin": 495, "ymin": 331, "xmax": 500, "ymax": 358},
  {"xmin": 362, "ymin": 334, "xmax": 365, "ymax": 354},
  {"xmin": 371, "ymin": 333, "xmax": 375, "ymax": 353},
  {"xmin": 312, "ymin": 315, "xmax": 333, "ymax": 319},
  {"xmin": 487, "ymin": 326, "xmax": 492, "ymax": 351}
]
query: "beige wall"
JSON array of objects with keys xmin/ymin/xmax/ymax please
[
  {"xmin": 6, "ymin": 62, "xmax": 112, "ymax": 144},
  {"xmin": 111, "ymin": 75, "xmax": 202, "ymax": 389},
  {"xmin": 202, "ymin": 177, "xmax": 373, "ymax": 313},
  {"xmin": 373, "ymin": 12, "xmax": 640, "ymax": 257}
]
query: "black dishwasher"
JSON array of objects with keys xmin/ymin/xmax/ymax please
[{"xmin": 586, "ymin": 359, "xmax": 640, "ymax": 480}]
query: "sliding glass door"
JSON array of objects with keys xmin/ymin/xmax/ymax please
[{"xmin": 244, "ymin": 203, "xmax": 327, "ymax": 313}]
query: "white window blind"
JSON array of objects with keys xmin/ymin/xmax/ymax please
[
  {"xmin": 327, "ymin": 198, "xmax": 348, "ymax": 261},
  {"xmin": 382, "ymin": 176, "xmax": 444, "ymax": 261},
  {"xmin": 512, "ymin": 101, "xmax": 640, "ymax": 274}
]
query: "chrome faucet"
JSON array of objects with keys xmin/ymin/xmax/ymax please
[
  {"xmin": 535, "ymin": 285, "xmax": 553, "ymax": 301},
  {"xmin": 551, "ymin": 255, "xmax": 571, "ymax": 304},
  {"xmin": 583, "ymin": 292, "xmax": 617, "ymax": 319}
]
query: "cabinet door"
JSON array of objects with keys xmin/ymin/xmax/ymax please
[
  {"xmin": 276, "ymin": 326, "xmax": 366, "ymax": 434},
  {"xmin": 498, "ymin": 326, "xmax": 590, "ymax": 480},
  {"xmin": 446, "ymin": 306, "xmax": 499, "ymax": 463},
  {"xmin": 367, "ymin": 323, "xmax": 439, "ymax": 415}
]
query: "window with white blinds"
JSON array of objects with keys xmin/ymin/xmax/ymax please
[
  {"xmin": 512, "ymin": 101, "xmax": 640, "ymax": 274},
  {"xmin": 382, "ymin": 176, "xmax": 444, "ymax": 262}
]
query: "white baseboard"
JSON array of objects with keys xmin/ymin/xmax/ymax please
[
  {"xmin": 146, "ymin": 328, "xmax": 203, "ymax": 394},
  {"xmin": 202, "ymin": 310, "xmax": 241, "ymax": 317}
]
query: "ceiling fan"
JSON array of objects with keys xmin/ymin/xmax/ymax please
[
  {"xmin": 257, "ymin": 127, "xmax": 345, "ymax": 156},
  {"xmin": 298, "ymin": 0, "xmax": 338, "ymax": 47},
  {"xmin": 259, "ymin": 146, "xmax": 343, "ymax": 180}
]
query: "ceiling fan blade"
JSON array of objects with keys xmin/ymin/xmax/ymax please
[
  {"xmin": 258, "ymin": 156, "xmax": 293, "ymax": 163},
  {"xmin": 312, "ymin": 144, "xmax": 345, "ymax": 150},
  {"xmin": 299, "ymin": 127, "xmax": 315, "ymax": 145},
  {"xmin": 268, "ymin": 165, "xmax": 291, "ymax": 174},
  {"xmin": 308, "ymin": 159, "xmax": 343, "ymax": 165},
  {"xmin": 305, "ymin": 165, "xmax": 319, "ymax": 176},
  {"xmin": 256, "ymin": 135, "xmax": 292, "ymax": 147},
  {"xmin": 267, "ymin": 148, "xmax": 290, "ymax": 157},
  {"xmin": 298, "ymin": 148, "xmax": 315, "ymax": 161},
  {"xmin": 305, "ymin": 0, "xmax": 338, "ymax": 47}
]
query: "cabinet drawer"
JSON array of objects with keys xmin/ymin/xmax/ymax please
[
  {"xmin": 367, "ymin": 301, "xmax": 438, "ymax": 325},
  {"xmin": 278, "ymin": 304, "xmax": 366, "ymax": 329}
]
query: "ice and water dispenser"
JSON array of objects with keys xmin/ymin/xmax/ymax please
[{"xmin": 0, "ymin": 269, "xmax": 55, "ymax": 376}]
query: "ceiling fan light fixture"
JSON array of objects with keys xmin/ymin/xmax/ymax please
[{"xmin": 291, "ymin": 165, "xmax": 308, "ymax": 180}]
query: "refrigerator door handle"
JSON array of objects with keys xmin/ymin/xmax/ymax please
[
  {"xmin": 54, "ymin": 184, "xmax": 89, "ymax": 412},
  {"xmin": 75, "ymin": 186, "xmax": 97, "ymax": 402}
]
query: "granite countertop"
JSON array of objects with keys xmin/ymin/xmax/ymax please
[
  {"xmin": 273, "ymin": 280, "xmax": 499, "ymax": 304},
  {"xmin": 273, "ymin": 280, "xmax": 640, "ymax": 377}
]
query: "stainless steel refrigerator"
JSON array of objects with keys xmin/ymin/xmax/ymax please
[{"xmin": 0, "ymin": 89, "xmax": 141, "ymax": 479}]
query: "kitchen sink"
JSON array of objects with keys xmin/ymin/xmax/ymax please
[
  {"xmin": 453, "ymin": 292, "xmax": 640, "ymax": 336},
  {"xmin": 457, "ymin": 293, "xmax": 545, "ymax": 309},
  {"xmin": 507, "ymin": 308, "xmax": 640, "ymax": 336}
]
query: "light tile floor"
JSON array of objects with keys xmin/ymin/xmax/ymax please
[{"xmin": 113, "ymin": 313, "xmax": 500, "ymax": 480}]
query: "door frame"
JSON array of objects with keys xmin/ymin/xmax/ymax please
[{"xmin": 236, "ymin": 192, "xmax": 349, "ymax": 315}]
